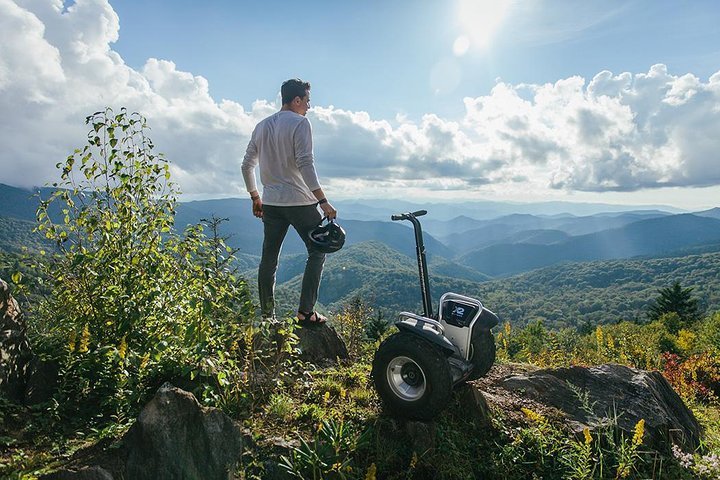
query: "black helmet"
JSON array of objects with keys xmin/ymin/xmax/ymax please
[{"xmin": 308, "ymin": 218, "xmax": 346, "ymax": 253}]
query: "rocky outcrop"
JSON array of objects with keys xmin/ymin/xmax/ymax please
[
  {"xmin": 469, "ymin": 363, "xmax": 701, "ymax": 452},
  {"xmin": 0, "ymin": 278, "xmax": 32, "ymax": 402},
  {"xmin": 296, "ymin": 323, "xmax": 348, "ymax": 365},
  {"xmin": 124, "ymin": 383, "xmax": 245, "ymax": 480}
]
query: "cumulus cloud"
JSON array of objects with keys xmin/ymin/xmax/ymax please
[{"xmin": 1, "ymin": 0, "xmax": 720, "ymax": 200}]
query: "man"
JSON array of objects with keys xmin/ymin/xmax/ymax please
[{"xmin": 241, "ymin": 78, "xmax": 337, "ymax": 324}]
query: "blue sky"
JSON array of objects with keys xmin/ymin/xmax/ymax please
[
  {"xmin": 2, "ymin": 0, "xmax": 720, "ymax": 209},
  {"xmin": 110, "ymin": 0, "xmax": 720, "ymax": 120}
]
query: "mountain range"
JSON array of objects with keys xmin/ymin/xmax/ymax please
[
  {"xmin": 2, "ymin": 183, "xmax": 719, "ymax": 278},
  {"xmin": 2, "ymin": 182, "xmax": 719, "ymax": 328}
]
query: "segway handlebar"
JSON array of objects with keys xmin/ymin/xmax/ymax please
[{"xmin": 391, "ymin": 210, "xmax": 427, "ymax": 221}]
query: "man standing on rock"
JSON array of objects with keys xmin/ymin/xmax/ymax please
[{"xmin": 241, "ymin": 78, "xmax": 337, "ymax": 325}]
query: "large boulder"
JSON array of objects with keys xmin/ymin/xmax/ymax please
[
  {"xmin": 124, "ymin": 383, "xmax": 245, "ymax": 480},
  {"xmin": 0, "ymin": 278, "xmax": 32, "ymax": 402},
  {"xmin": 295, "ymin": 323, "xmax": 348, "ymax": 365},
  {"xmin": 489, "ymin": 363, "xmax": 701, "ymax": 452}
]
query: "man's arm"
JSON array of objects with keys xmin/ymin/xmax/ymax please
[
  {"xmin": 295, "ymin": 120, "xmax": 337, "ymax": 219},
  {"xmin": 311, "ymin": 187, "xmax": 337, "ymax": 220},
  {"xmin": 242, "ymin": 130, "xmax": 263, "ymax": 218}
]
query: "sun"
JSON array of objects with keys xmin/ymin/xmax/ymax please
[{"xmin": 456, "ymin": 0, "xmax": 512, "ymax": 52}]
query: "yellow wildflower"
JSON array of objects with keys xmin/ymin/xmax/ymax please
[
  {"xmin": 340, "ymin": 388, "xmax": 347, "ymax": 399},
  {"xmin": 78, "ymin": 324, "xmax": 90, "ymax": 353},
  {"xmin": 323, "ymin": 391, "xmax": 331, "ymax": 403},
  {"xmin": 583, "ymin": 427, "xmax": 592, "ymax": 445},
  {"xmin": 364, "ymin": 463, "xmax": 377, "ymax": 480},
  {"xmin": 118, "ymin": 336, "xmax": 127, "ymax": 360},
  {"xmin": 139, "ymin": 352, "xmax": 150, "ymax": 371},
  {"xmin": 521, "ymin": 407, "xmax": 545, "ymax": 424},
  {"xmin": 632, "ymin": 419, "xmax": 645, "ymax": 446},
  {"xmin": 409, "ymin": 452, "xmax": 418, "ymax": 469},
  {"xmin": 677, "ymin": 330, "xmax": 696, "ymax": 352},
  {"xmin": 595, "ymin": 326, "xmax": 603, "ymax": 350},
  {"xmin": 606, "ymin": 333, "xmax": 616, "ymax": 351},
  {"xmin": 67, "ymin": 332, "xmax": 77, "ymax": 353}
]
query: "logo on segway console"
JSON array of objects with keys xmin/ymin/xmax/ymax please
[{"xmin": 442, "ymin": 300, "xmax": 479, "ymax": 327}]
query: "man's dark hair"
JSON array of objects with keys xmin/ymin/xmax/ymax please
[{"xmin": 281, "ymin": 78, "xmax": 311, "ymax": 105}]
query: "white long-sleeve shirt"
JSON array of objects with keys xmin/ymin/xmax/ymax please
[{"xmin": 241, "ymin": 110, "xmax": 321, "ymax": 206}]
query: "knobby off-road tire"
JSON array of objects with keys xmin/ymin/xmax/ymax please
[
  {"xmin": 466, "ymin": 330, "xmax": 496, "ymax": 381},
  {"xmin": 372, "ymin": 332, "xmax": 453, "ymax": 420}
]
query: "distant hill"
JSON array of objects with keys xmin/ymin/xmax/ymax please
[
  {"xmin": 469, "ymin": 251, "xmax": 720, "ymax": 330},
  {"xmin": 258, "ymin": 240, "xmax": 720, "ymax": 331},
  {"xmin": 176, "ymin": 198, "xmax": 453, "ymax": 259},
  {"xmin": 440, "ymin": 211, "xmax": 671, "ymax": 253},
  {"xmin": 694, "ymin": 207, "xmax": 720, "ymax": 219},
  {"xmin": 263, "ymin": 241, "xmax": 484, "ymax": 315},
  {"xmin": 0, "ymin": 216, "xmax": 52, "ymax": 253},
  {"xmin": 0, "ymin": 184, "xmax": 39, "ymax": 221},
  {"xmin": 460, "ymin": 214, "xmax": 720, "ymax": 277}
]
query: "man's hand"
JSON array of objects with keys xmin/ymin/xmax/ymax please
[
  {"xmin": 320, "ymin": 201, "xmax": 337, "ymax": 220},
  {"xmin": 252, "ymin": 197, "xmax": 263, "ymax": 218}
]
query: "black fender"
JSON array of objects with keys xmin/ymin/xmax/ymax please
[
  {"xmin": 395, "ymin": 321, "xmax": 459, "ymax": 356},
  {"xmin": 472, "ymin": 307, "xmax": 499, "ymax": 339}
]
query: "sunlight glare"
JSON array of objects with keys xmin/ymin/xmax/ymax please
[
  {"xmin": 458, "ymin": 0, "xmax": 512, "ymax": 50},
  {"xmin": 453, "ymin": 35, "xmax": 471, "ymax": 56}
]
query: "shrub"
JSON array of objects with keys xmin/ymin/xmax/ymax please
[{"xmin": 34, "ymin": 108, "xmax": 255, "ymax": 422}]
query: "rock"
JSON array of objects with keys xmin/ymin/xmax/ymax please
[
  {"xmin": 124, "ymin": 383, "xmax": 244, "ymax": 480},
  {"xmin": 453, "ymin": 383, "xmax": 492, "ymax": 428},
  {"xmin": 0, "ymin": 278, "xmax": 32, "ymax": 402},
  {"xmin": 295, "ymin": 323, "xmax": 348, "ymax": 365},
  {"xmin": 404, "ymin": 420, "xmax": 437, "ymax": 452},
  {"xmin": 24, "ymin": 357, "xmax": 60, "ymax": 405},
  {"xmin": 41, "ymin": 466, "xmax": 114, "ymax": 480},
  {"xmin": 500, "ymin": 363, "xmax": 702, "ymax": 452}
]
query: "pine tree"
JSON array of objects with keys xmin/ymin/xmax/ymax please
[{"xmin": 647, "ymin": 281, "xmax": 700, "ymax": 326}]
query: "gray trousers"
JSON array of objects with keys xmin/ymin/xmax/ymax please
[{"xmin": 258, "ymin": 204, "xmax": 325, "ymax": 318}]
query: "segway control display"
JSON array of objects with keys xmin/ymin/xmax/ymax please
[{"xmin": 442, "ymin": 300, "xmax": 480, "ymax": 328}]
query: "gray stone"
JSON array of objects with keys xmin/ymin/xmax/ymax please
[
  {"xmin": 454, "ymin": 383, "xmax": 492, "ymax": 428},
  {"xmin": 501, "ymin": 363, "xmax": 702, "ymax": 452},
  {"xmin": 296, "ymin": 323, "xmax": 348, "ymax": 365},
  {"xmin": 124, "ymin": 383, "xmax": 244, "ymax": 480},
  {"xmin": 41, "ymin": 466, "xmax": 114, "ymax": 480},
  {"xmin": 404, "ymin": 419, "xmax": 437, "ymax": 452},
  {"xmin": 0, "ymin": 278, "xmax": 32, "ymax": 402}
]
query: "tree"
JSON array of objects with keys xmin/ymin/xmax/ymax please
[
  {"xmin": 647, "ymin": 281, "xmax": 701, "ymax": 331},
  {"xmin": 35, "ymin": 108, "xmax": 254, "ymax": 420}
]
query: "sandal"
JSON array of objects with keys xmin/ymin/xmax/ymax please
[{"xmin": 297, "ymin": 311, "xmax": 327, "ymax": 326}]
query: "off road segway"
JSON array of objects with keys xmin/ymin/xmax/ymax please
[{"xmin": 371, "ymin": 210, "xmax": 499, "ymax": 420}]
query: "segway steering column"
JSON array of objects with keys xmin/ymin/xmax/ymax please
[{"xmin": 391, "ymin": 210, "xmax": 432, "ymax": 318}]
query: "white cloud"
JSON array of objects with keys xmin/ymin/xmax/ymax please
[{"xmin": 1, "ymin": 0, "xmax": 720, "ymax": 201}]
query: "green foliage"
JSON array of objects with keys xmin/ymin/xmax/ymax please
[
  {"xmin": 279, "ymin": 418, "xmax": 370, "ymax": 479},
  {"xmin": 334, "ymin": 296, "xmax": 377, "ymax": 360},
  {"xmin": 698, "ymin": 312, "xmax": 720, "ymax": 356},
  {"xmin": 32, "ymin": 108, "xmax": 255, "ymax": 421},
  {"xmin": 648, "ymin": 281, "xmax": 701, "ymax": 330},
  {"xmin": 364, "ymin": 310, "xmax": 389, "ymax": 342}
]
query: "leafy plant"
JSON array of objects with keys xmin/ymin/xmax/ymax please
[
  {"xmin": 279, "ymin": 418, "xmax": 370, "ymax": 479},
  {"xmin": 32, "ymin": 108, "xmax": 255, "ymax": 421}
]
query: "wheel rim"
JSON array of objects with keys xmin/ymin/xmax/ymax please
[{"xmin": 386, "ymin": 356, "xmax": 426, "ymax": 401}]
